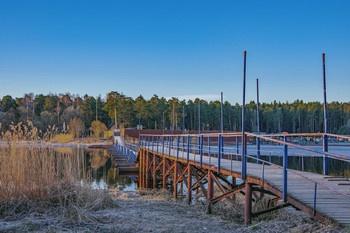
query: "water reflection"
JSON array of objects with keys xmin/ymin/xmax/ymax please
[{"xmin": 54, "ymin": 148, "xmax": 137, "ymax": 191}]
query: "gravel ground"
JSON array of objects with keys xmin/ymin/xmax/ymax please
[{"xmin": 0, "ymin": 189, "xmax": 348, "ymax": 232}]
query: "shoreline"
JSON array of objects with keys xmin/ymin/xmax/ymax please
[{"xmin": 0, "ymin": 189, "xmax": 347, "ymax": 232}]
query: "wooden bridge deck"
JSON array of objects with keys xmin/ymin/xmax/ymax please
[
  {"xmin": 107, "ymin": 148, "xmax": 139, "ymax": 175},
  {"xmin": 145, "ymin": 146, "xmax": 350, "ymax": 226}
]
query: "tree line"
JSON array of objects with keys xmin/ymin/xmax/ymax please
[{"xmin": 0, "ymin": 92, "xmax": 349, "ymax": 135}]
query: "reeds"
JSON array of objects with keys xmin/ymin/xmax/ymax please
[{"xmin": 0, "ymin": 122, "xmax": 116, "ymax": 221}]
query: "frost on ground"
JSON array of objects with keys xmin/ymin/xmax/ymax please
[{"xmin": 0, "ymin": 189, "xmax": 348, "ymax": 233}]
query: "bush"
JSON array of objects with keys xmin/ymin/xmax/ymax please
[
  {"xmin": 89, "ymin": 120, "xmax": 107, "ymax": 138},
  {"xmin": 69, "ymin": 117, "xmax": 85, "ymax": 138}
]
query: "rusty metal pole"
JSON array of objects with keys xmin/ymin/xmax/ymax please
[
  {"xmin": 188, "ymin": 165, "xmax": 192, "ymax": 205},
  {"xmin": 174, "ymin": 162, "xmax": 178, "ymax": 199},
  {"xmin": 139, "ymin": 148, "xmax": 143, "ymax": 188},
  {"xmin": 146, "ymin": 151, "xmax": 149, "ymax": 188},
  {"xmin": 153, "ymin": 155, "xmax": 156, "ymax": 189},
  {"xmin": 163, "ymin": 157, "xmax": 166, "ymax": 189},
  {"xmin": 207, "ymin": 170, "xmax": 213, "ymax": 214},
  {"xmin": 245, "ymin": 182, "xmax": 252, "ymax": 225}
]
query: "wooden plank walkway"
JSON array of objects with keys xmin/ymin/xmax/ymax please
[
  {"xmin": 147, "ymin": 145, "xmax": 350, "ymax": 226},
  {"xmin": 107, "ymin": 148, "xmax": 139, "ymax": 175}
]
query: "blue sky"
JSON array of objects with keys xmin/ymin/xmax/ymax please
[{"xmin": 0, "ymin": 0, "xmax": 349, "ymax": 104}]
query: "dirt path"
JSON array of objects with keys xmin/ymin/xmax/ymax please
[{"xmin": 0, "ymin": 189, "xmax": 347, "ymax": 232}]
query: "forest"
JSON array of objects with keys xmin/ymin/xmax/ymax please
[{"xmin": 0, "ymin": 91, "xmax": 349, "ymax": 136}]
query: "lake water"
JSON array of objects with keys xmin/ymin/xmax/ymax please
[{"xmin": 56, "ymin": 147, "xmax": 138, "ymax": 191}]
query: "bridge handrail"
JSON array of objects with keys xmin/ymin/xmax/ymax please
[{"xmin": 246, "ymin": 133, "xmax": 350, "ymax": 162}]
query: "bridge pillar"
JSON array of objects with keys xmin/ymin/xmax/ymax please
[
  {"xmin": 207, "ymin": 170, "xmax": 214, "ymax": 214},
  {"xmin": 145, "ymin": 151, "xmax": 149, "ymax": 188},
  {"xmin": 232, "ymin": 176, "xmax": 236, "ymax": 200},
  {"xmin": 153, "ymin": 154, "xmax": 156, "ymax": 189},
  {"xmin": 162, "ymin": 157, "xmax": 166, "ymax": 189},
  {"xmin": 187, "ymin": 165, "xmax": 192, "ymax": 205},
  {"xmin": 139, "ymin": 149, "xmax": 142, "ymax": 188},
  {"xmin": 244, "ymin": 182, "xmax": 252, "ymax": 225},
  {"xmin": 174, "ymin": 162, "xmax": 178, "ymax": 199}
]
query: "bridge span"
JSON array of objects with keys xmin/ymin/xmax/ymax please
[{"xmin": 130, "ymin": 132, "xmax": 350, "ymax": 226}]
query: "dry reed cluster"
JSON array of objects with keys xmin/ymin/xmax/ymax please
[{"xmin": 0, "ymin": 122, "xmax": 116, "ymax": 222}]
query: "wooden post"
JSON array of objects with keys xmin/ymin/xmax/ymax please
[
  {"xmin": 139, "ymin": 149, "xmax": 143, "ymax": 188},
  {"xmin": 187, "ymin": 165, "xmax": 192, "ymax": 205},
  {"xmin": 174, "ymin": 162, "xmax": 178, "ymax": 199},
  {"xmin": 207, "ymin": 170, "xmax": 214, "ymax": 214},
  {"xmin": 180, "ymin": 180, "xmax": 183, "ymax": 195},
  {"xmin": 245, "ymin": 182, "xmax": 252, "ymax": 225},
  {"xmin": 146, "ymin": 151, "xmax": 149, "ymax": 188},
  {"xmin": 163, "ymin": 157, "xmax": 166, "ymax": 189},
  {"xmin": 153, "ymin": 154, "xmax": 156, "ymax": 189},
  {"xmin": 232, "ymin": 176, "xmax": 236, "ymax": 200}
]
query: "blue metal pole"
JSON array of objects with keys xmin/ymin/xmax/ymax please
[
  {"xmin": 152, "ymin": 135, "xmax": 154, "ymax": 152},
  {"xmin": 162, "ymin": 136, "xmax": 164, "ymax": 155},
  {"xmin": 242, "ymin": 51, "xmax": 247, "ymax": 180},
  {"xmin": 156, "ymin": 136, "xmax": 159, "ymax": 154},
  {"xmin": 218, "ymin": 135, "xmax": 221, "ymax": 173},
  {"xmin": 177, "ymin": 135, "xmax": 179, "ymax": 159},
  {"xmin": 313, "ymin": 183, "xmax": 317, "ymax": 216},
  {"xmin": 208, "ymin": 136, "xmax": 211, "ymax": 165},
  {"xmin": 221, "ymin": 92, "xmax": 224, "ymax": 133},
  {"xmin": 200, "ymin": 135, "xmax": 203, "ymax": 167},
  {"xmin": 283, "ymin": 136, "xmax": 288, "ymax": 202},
  {"xmin": 236, "ymin": 136, "xmax": 239, "ymax": 161},
  {"xmin": 198, "ymin": 101, "xmax": 201, "ymax": 135},
  {"xmin": 168, "ymin": 136, "xmax": 171, "ymax": 157},
  {"xmin": 256, "ymin": 78, "xmax": 261, "ymax": 164},
  {"xmin": 187, "ymin": 135, "xmax": 190, "ymax": 162},
  {"xmin": 322, "ymin": 53, "xmax": 329, "ymax": 175}
]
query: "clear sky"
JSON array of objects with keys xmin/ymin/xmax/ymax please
[{"xmin": 0, "ymin": 0, "xmax": 349, "ymax": 104}]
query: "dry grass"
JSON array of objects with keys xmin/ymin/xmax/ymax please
[
  {"xmin": 0, "ymin": 122, "xmax": 116, "ymax": 222},
  {"xmin": 50, "ymin": 133, "xmax": 75, "ymax": 143}
]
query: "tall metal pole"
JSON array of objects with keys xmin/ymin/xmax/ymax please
[
  {"xmin": 242, "ymin": 51, "xmax": 247, "ymax": 180},
  {"xmin": 256, "ymin": 79, "xmax": 261, "ymax": 164},
  {"xmin": 138, "ymin": 113, "xmax": 141, "ymax": 143},
  {"xmin": 323, "ymin": 53, "xmax": 328, "ymax": 175},
  {"xmin": 198, "ymin": 101, "xmax": 201, "ymax": 135},
  {"xmin": 183, "ymin": 106, "xmax": 185, "ymax": 134},
  {"xmin": 221, "ymin": 92, "xmax": 224, "ymax": 133},
  {"xmin": 163, "ymin": 112, "xmax": 165, "ymax": 135}
]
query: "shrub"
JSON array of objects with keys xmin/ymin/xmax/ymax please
[
  {"xmin": 89, "ymin": 120, "xmax": 107, "ymax": 138},
  {"xmin": 69, "ymin": 117, "xmax": 85, "ymax": 138}
]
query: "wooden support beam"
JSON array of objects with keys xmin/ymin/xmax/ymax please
[
  {"xmin": 210, "ymin": 173, "xmax": 243, "ymax": 213},
  {"xmin": 245, "ymin": 183, "xmax": 252, "ymax": 225},
  {"xmin": 252, "ymin": 187, "xmax": 278, "ymax": 197},
  {"xmin": 190, "ymin": 172, "xmax": 208, "ymax": 190},
  {"xmin": 207, "ymin": 170, "xmax": 214, "ymax": 214},
  {"xmin": 163, "ymin": 157, "xmax": 166, "ymax": 189},
  {"xmin": 191, "ymin": 167, "xmax": 207, "ymax": 197},
  {"xmin": 187, "ymin": 165, "xmax": 192, "ymax": 205},
  {"xmin": 146, "ymin": 151, "xmax": 149, "ymax": 188},
  {"xmin": 165, "ymin": 163, "xmax": 175, "ymax": 177},
  {"xmin": 252, "ymin": 203, "xmax": 290, "ymax": 217},
  {"xmin": 153, "ymin": 154, "xmax": 156, "ymax": 189},
  {"xmin": 139, "ymin": 149, "xmax": 142, "ymax": 188},
  {"xmin": 211, "ymin": 183, "xmax": 246, "ymax": 204},
  {"xmin": 175, "ymin": 164, "xmax": 189, "ymax": 184},
  {"xmin": 174, "ymin": 162, "xmax": 178, "ymax": 199}
]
